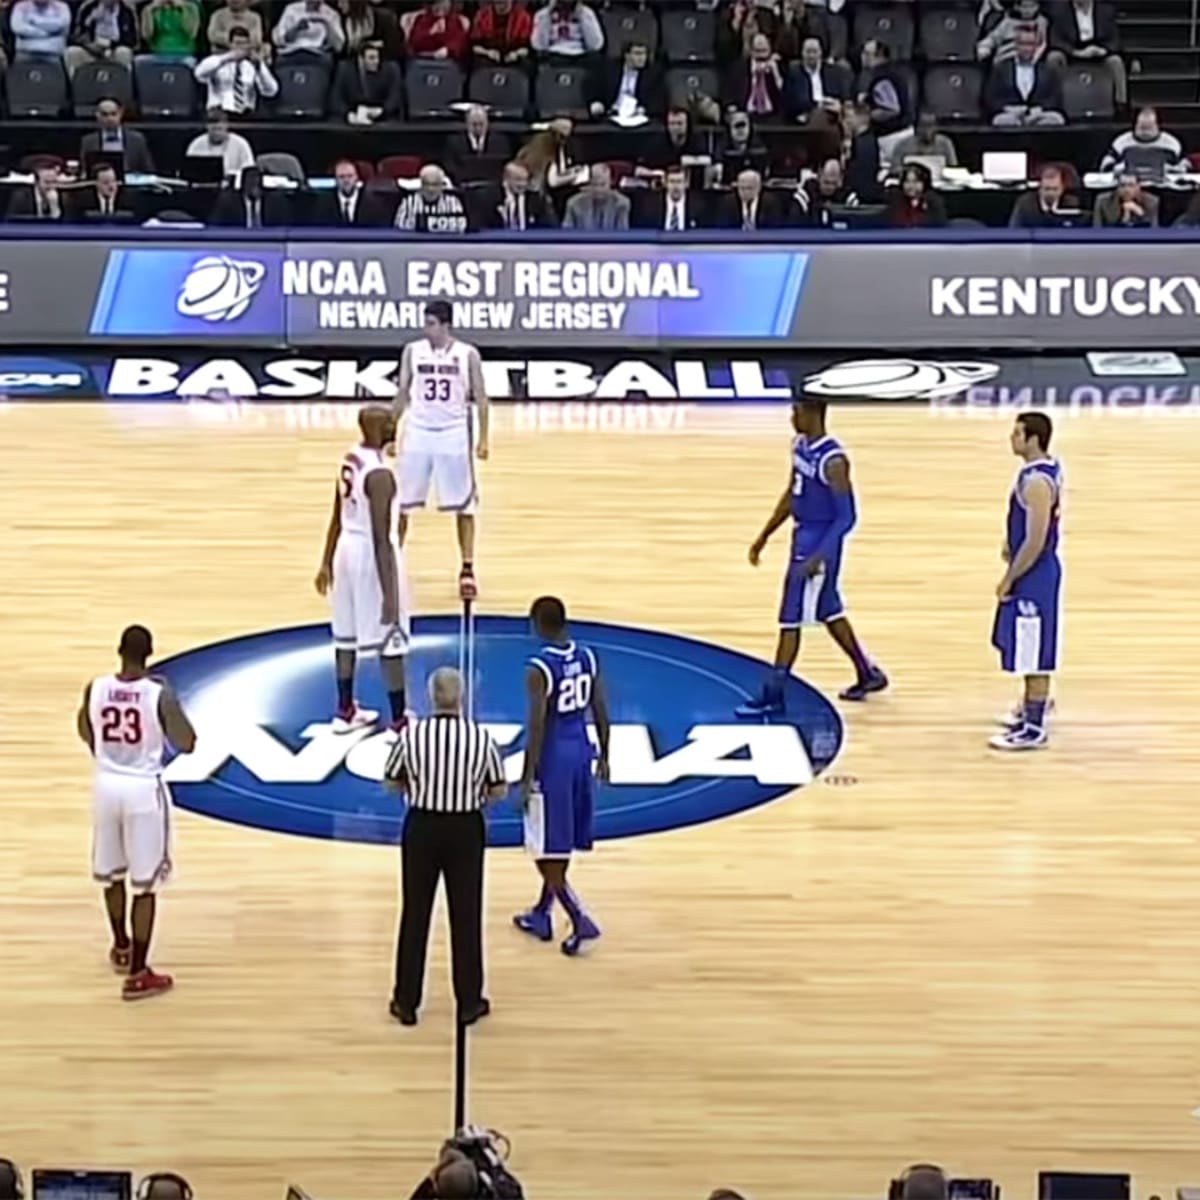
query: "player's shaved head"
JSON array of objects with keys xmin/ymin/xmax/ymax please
[
  {"xmin": 432, "ymin": 1153, "xmax": 479, "ymax": 1198},
  {"xmin": 358, "ymin": 403, "xmax": 395, "ymax": 447},
  {"xmin": 118, "ymin": 624, "xmax": 153, "ymax": 664},
  {"xmin": 530, "ymin": 595, "xmax": 567, "ymax": 636}
]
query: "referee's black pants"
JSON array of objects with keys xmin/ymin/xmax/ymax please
[{"xmin": 394, "ymin": 808, "xmax": 486, "ymax": 1014}]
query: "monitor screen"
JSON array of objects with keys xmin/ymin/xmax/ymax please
[{"xmin": 32, "ymin": 1169, "xmax": 133, "ymax": 1200}]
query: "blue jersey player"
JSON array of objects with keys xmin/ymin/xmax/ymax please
[
  {"xmin": 989, "ymin": 412, "xmax": 1062, "ymax": 752},
  {"xmin": 738, "ymin": 401, "xmax": 887, "ymax": 716},
  {"xmin": 515, "ymin": 596, "xmax": 611, "ymax": 956}
]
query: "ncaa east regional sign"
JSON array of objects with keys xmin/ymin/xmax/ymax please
[
  {"xmin": 157, "ymin": 616, "xmax": 844, "ymax": 846},
  {"xmin": 9, "ymin": 236, "xmax": 1200, "ymax": 349}
]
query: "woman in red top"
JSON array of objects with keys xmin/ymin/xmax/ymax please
[
  {"xmin": 470, "ymin": 0, "xmax": 532, "ymax": 63},
  {"xmin": 405, "ymin": 0, "xmax": 468, "ymax": 59},
  {"xmin": 887, "ymin": 163, "xmax": 948, "ymax": 229}
]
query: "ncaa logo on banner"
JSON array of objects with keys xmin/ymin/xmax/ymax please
[
  {"xmin": 805, "ymin": 359, "xmax": 1000, "ymax": 401},
  {"xmin": 177, "ymin": 255, "xmax": 267, "ymax": 322},
  {"xmin": 158, "ymin": 616, "xmax": 845, "ymax": 845}
]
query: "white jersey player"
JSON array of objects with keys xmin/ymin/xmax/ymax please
[
  {"xmin": 395, "ymin": 299, "xmax": 490, "ymax": 602},
  {"xmin": 76, "ymin": 624, "xmax": 196, "ymax": 1002},
  {"xmin": 315, "ymin": 404, "xmax": 411, "ymax": 735}
]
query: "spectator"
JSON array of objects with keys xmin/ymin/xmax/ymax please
[
  {"xmin": 394, "ymin": 163, "xmax": 468, "ymax": 231},
  {"xmin": 405, "ymin": 0, "xmax": 468, "ymax": 60},
  {"xmin": 1048, "ymin": 0, "xmax": 1125, "ymax": 108},
  {"xmin": 773, "ymin": 0, "xmax": 829, "ymax": 63},
  {"xmin": 637, "ymin": 106, "xmax": 705, "ymax": 174},
  {"xmin": 481, "ymin": 159, "xmax": 557, "ymax": 229},
  {"xmin": 987, "ymin": 24, "xmax": 1065, "ymax": 126},
  {"xmin": 861, "ymin": 38, "xmax": 912, "ymax": 166},
  {"xmin": 445, "ymin": 104, "xmax": 512, "ymax": 181},
  {"xmin": 6, "ymin": 162, "xmax": 65, "ymax": 220},
  {"xmin": 787, "ymin": 36, "xmax": 848, "ymax": 119},
  {"xmin": 1008, "ymin": 163, "xmax": 1081, "ymax": 227},
  {"xmin": 843, "ymin": 99, "xmax": 882, "ymax": 200},
  {"xmin": 892, "ymin": 109, "xmax": 960, "ymax": 169},
  {"xmin": 10, "ymin": 0, "xmax": 70, "ymax": 61},
  {"xmin": 332, "ymin": 39, "xmax": 403, "ymax": 121},
  {"xmin": 516, "ymin": 115, "xmax": 579, "ymax": 190},
  {"xmin": 726, "ymin": 31, "xmax": 785, "ymax": 118},
  {"xmin": 64, "ymin": 0, "xmax": 137, "ymax": 76},
  {"xmin": 715, "ymin": 166, "xmax": 787, "ymax": 229},
  {"xmin": 274, "ymin": 0, "xmax": 345, "ymax": 62},
  {"xmin": 210, "ymin": 165, "xmax": 290, "ymax": 226},
  {"xmin": 530, "ymin": 0, "xmax": 603, "ymax": 59},
  {"xmin": 139, "ymin": 0, "xmax": 201, "ymax": 63},
  {"xmin": 185, "ymin": 106, "xmax": 256, "ymax": 179},
  {"xmin": 796, "ymin": 156, "xmax": 857, "ymax": 226},
  {"xmin": 899, "ymin": 1166, "xmax": 949, "ymax": 1200},
  {"xmin": 717, "ymin": 108, "xmax": 769, "ymax": 181},
  {"xmin": 977, "ymin": 0, "xmax": 1049, "ymax": 64},
  {"xmin": 1094, "ymin": 171, "xmax": 1159, "ymax": 227},
  {"xmin": 208, "ymin": 0, "xmax": 265, "ymax": 54},
  {"xmin": 470, "ymin": 0, "xmax": 531, "ymax": 63},
  {"xmin": 339, "ymin": 0, "xmax": 400, "ymax": 57},
  {"xmin": 887, "ymin": 162, "xmax": 948, "ymax": 228},
  {"xmin": 638, "ymin": 162, "xmax": 703, "ymax": 230},
  {"xmin": 80, "ymin": 98, "xmax": 155, "ymax": 174},
  {"xmin": 562, "ymin": 161, "xmax": 630, "ymax": 229},
  {"xmin": 590, "ymin": 38, "xmax": 663, "ymax": 119},
  {"xmin": 196, "ymin": 27, "xmax": 279, "ymax": 113},
  {"xmin": 314, "ymin": 158, "xmax": 389, "ymax": 225},
  {"xmin": 1099, "ymin": 106, "xmax": 1181, "ymax": 175},
  {"xmin": 81, "ymin": 162, "xmax": 133, "ymax": 221},
  {"xmin": 718, "ymin": 0, "xmax": 768, "ymax": 65}
]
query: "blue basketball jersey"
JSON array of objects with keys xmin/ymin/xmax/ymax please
[
  {"xmin": 790, "ymin": 434, "xmax": 852, "ymax": 559},
  {"xmin": 529, "ymin": 641, "xmax": 597, "ymax": 763},
  {"xmin": 1005, "ymin": 458, "xmax": 1063, "ymax": 573}
]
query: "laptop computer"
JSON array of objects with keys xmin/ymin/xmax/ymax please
[
  {"xmin": 982, "ymin": 150, "xmax": 1029, "ymax": 183},
  {"xmin": 31, "ymin": 1169, "xmax": 133, "ymax": 1200},
  {"xmin": 181, "ymin": 155, "xmax": 225, "ymax": 185}
]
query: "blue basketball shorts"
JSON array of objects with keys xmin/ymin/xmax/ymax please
[
  {"xmin": 992, "ymin": 573, "xmax": 1061, "ymax": 675},
  {"xmin": 523, "ymin": 742, "xmax": 595, "ymax": 860},
  {"xmin": 779, "ymin": 541, "xmax": 845, "ymax": 628}
]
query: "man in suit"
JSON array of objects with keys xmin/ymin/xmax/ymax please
[
  {"xmin": 209, "ymin": 165, "xmax": 292, "ymax": 227},
  {"xmin": 80, "ymin": 162, "xmax": 135, "ymax": 222},
  {"xmin": 561, "ymin": 162, "xmax": 630, "ymax": 230},
  {"xmin": 1008, "ymin": 163, "xmax": 1084, "ymax": 228},
  {"xmin": 787, "ymin": 35, "xmax": 848, "ymax": 118},
  {"xmin": 988, "ymin": 25, "xmax": 1066, "ymax": 126},
  {"xmin": 636, "ymin": 163, "xmax": 703, "ymax": 231},
  {"xmin": 714, "ymin": 168, "xmax": 787, "ymax": 230},
  {"xmin": 7, "ymin": 163, "xmax": 66, "ymax": 221},
  {"xmin": 1048, "ymin": 0, "xmax": 1125, "ymax": 107},
  {"xmin": 330, "ymin": 40, "xmax": 404, "ymax": 123},
  {"xmin": 1094, "ymin": 172, "xmax": 1159, "ymax": 228},
  {"xmin": 79, "ymin": 99, "xmax": 156, "ymax": 175},
  {"xmin": 589, "ymin": 38, "xmax": 663, "ymax": 120},
  {"xmin": 723, "ymin": 32, "xmax": 786, "ymax": 119},
  {"xmin": 445, "ymin": 104, "xmax": 512, "ymax": 184},
  {"xmin": 478, "ymin": 160, "xmax": 556, "ymax": 230},
  {"xmin": 312, "ymin": 158, "xmax": 388, "ymax": 226}
]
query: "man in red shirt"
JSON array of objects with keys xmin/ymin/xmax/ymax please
[
  {"xmin": 405, "ymin": 0, "xmax": 467, "ymax": 59},
  {"xmin": 470, "ymin": 0, "xmax": 531, "ymax": 64}
]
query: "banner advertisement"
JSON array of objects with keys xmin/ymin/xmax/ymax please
[{"xmin": 5, "ymin": 239, "xmax": 1200, "ymax": 350}]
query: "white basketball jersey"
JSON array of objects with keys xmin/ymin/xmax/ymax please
[
  {"xmin": 89, "ymin": 674, "xmax": 166, "ymax": 776},
  {"xmin": 338, "ymin": 444, "xmax": 393, "ymax": 537},
  {"xmin": 407, "ymin": 338, "xmax": 473, "ymax": 432}
]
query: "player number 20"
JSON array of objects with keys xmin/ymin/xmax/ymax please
[
  {"xmin": 100, "ymin": 705, "xmax": 143, "ymax": 745},
  {"xmin": 557, "ymin": 674, "xmax": 592, "ymax": 714}
]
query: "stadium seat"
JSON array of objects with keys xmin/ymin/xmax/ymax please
[
  {"xmin": 919, "ymin": 6, "xmax": 979, "ymax": 61},
  {"xmin": 922, "ymin": 63, "xmax": 983, "ymax": 120},
  {"xmin": 257, "ymin": 151, "xmax": 306, "ymax": 183},
  {"xmin": 354, "ymin": 158, "xmax": 376, "ymax": 181},
  {"xmin": 405, "ymin": 60, "xmax": 464, "ymax": 119},
  {"xmin": 377, "ymin": 154, "xmax": 423, "ymax": 180},
  {"xmin": 134, "ymin": 59, "xmax": 196, "ymax": 119},
  {"xmin": 1062, "ymin": 62, "xmax": 1115, "ymax": 120},
  {"xmin": 5, "ymin": 59, "xmax": 67, "ymax": 118},
  {"xmin": 853, "ymin": 3, "xmax": 916, "ymax": 61},
  {"xmin": 535, "ymin": 62, "xmax": 589, "ymax": 119},
  {"xmin": 468, "ymin": 64, "xmax": 530, "ymax": 119},
  {"xmin": 71, "ymin": 60, "xmax": 133, "ymax": 117},
  {"xmin": 274, "ymin": 62, "xmax": 329, "ymax": 118},
  {"xmin": 601, "ymin": 6, "xmax": 659, "ymax": 59},
  {"xmin": 665, "ymin": 65, "xmax": 720, "ymax": 112},
  {"xmin": 660, "ymin": 9, "xmax": 716, "ymax": 63}
]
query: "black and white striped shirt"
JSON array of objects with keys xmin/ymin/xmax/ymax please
[
  {"xmin": 394, "ymin": 189, "xmax": 468, "ymax": 234},
  {"xmin": 384, "ymin": 715, "xmax": 505, "ymax": 813}
]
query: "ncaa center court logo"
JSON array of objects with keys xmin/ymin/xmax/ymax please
[
  {"xmin": 158, "ymin": 616, "xmax": 844, "ymax": 846},
  {"xmin": 176, "ymin": 255, "xmax": 266, "ymax": 322}
]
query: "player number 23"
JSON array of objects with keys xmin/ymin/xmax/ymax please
[
  {"xmin": 100, "ymin": 705, "xmax": 143, "ymax": 745},
  {"xmin": 557, "ymin": 674, "xmax": 592, "ymax": 714},
  {"xmin": 422, "ymin": 378, "xmax": 452, "ymax": 403}
]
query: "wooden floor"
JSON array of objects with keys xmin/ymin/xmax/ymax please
[{"xmin": 2, "ymin": 401, "xmax": 1199, "ymax": 1200}]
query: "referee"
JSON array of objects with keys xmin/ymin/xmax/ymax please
[
  {"xmin": 385, "ymin": 666, "xmax": 506, "ymax": 1027},
  {"xmin": 394, "ymin": 165, "xmax": 469, "ymax": 233}
]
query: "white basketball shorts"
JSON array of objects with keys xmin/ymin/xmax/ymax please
[
  {"xmin": 331, "ymin": 534, "xmax": 411, "ymax": 656},
  {"xmin": 398, "ymin": 422, "xmax": 477, "ymax": 515},
  {"xmin": 92, "ymin": 770, "xmax": 173, "ymax": 891}
]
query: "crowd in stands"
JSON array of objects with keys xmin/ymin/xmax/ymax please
[{"xmin": 0, "ymin": 0, "xmax": 1193, "ymax": 231}]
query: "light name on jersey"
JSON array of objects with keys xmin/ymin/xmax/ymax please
[
  {"xmin": 282, "ymin": 257, "xmax": 700, "ymax": 335},
  {"xmin": 106, "ymin": 687, "xmax": 141, "ymax": 704}
]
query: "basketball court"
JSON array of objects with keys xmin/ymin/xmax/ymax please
[{"xmin": 2, "ymin": 400, "xmax": 1198, "ymax": 1200}]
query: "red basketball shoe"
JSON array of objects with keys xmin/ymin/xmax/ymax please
[{"xmin": 122, "ymin": 968, "xmax": 174, "ymax": 1002}]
